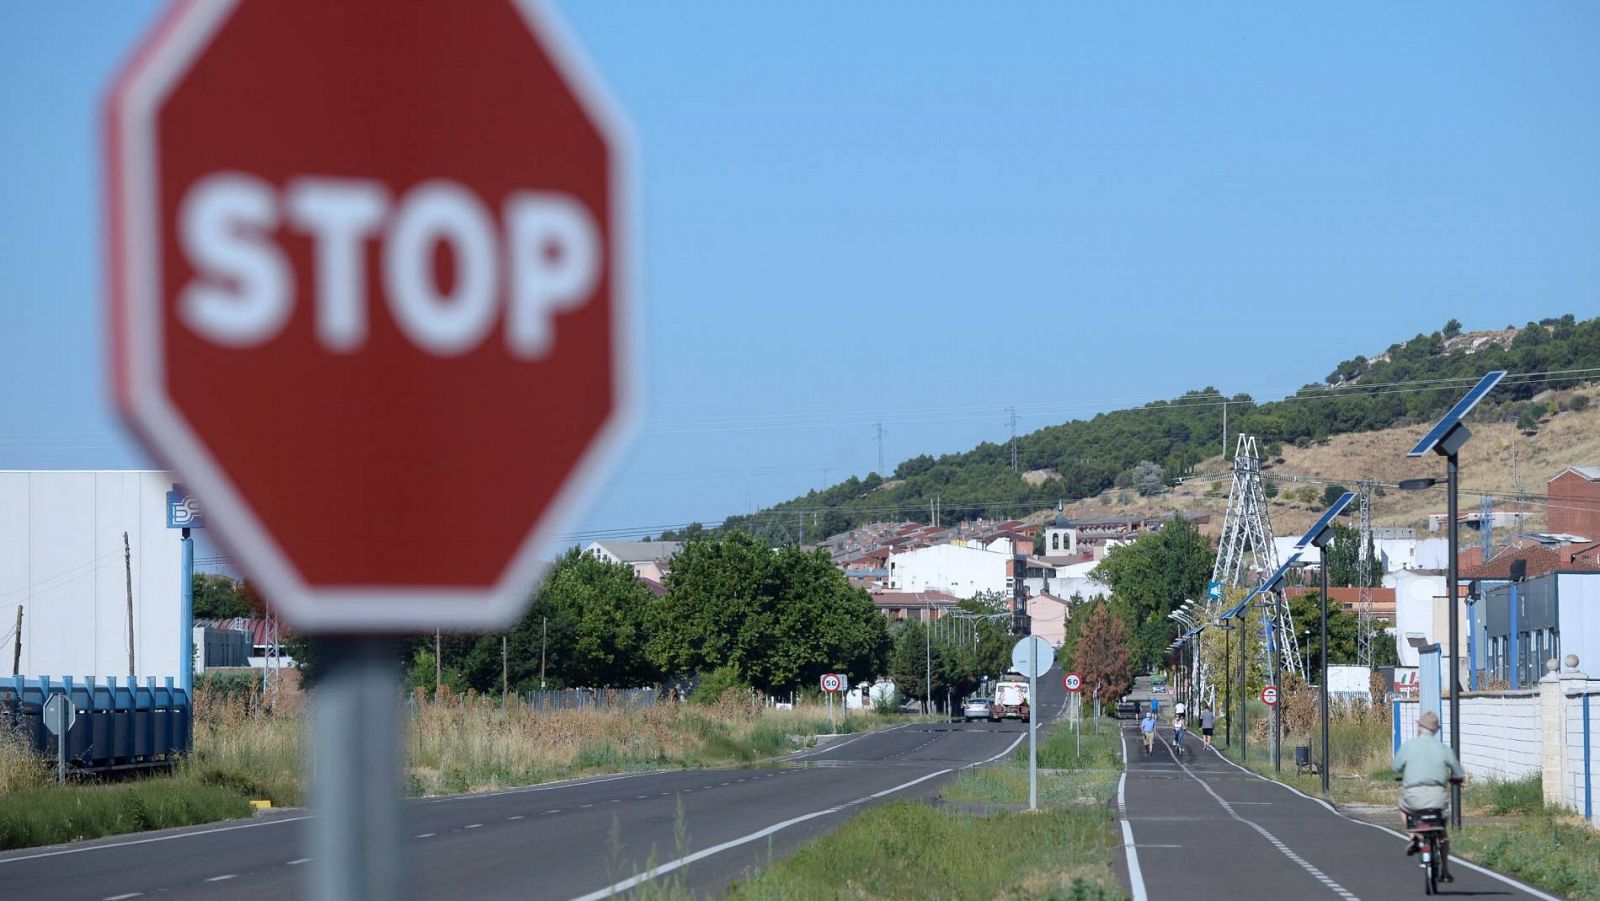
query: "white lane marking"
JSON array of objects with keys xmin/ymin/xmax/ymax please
[
  {"xmin": 544, "ymin": 809, "xmax": 561, "ymax": 815},
  {"xmin": 423, "ymin": 770, "xmax": 655, "ymax": 804},
  {"xmin": 508, "ymin": 815, "xmax": 525, "ymax": 821},
  {"xmin": 415, "ymin": 833, "xmax": 436, "ymax": 839},
  {"xmin": 287, "ymin": 858, "xmax": 311, "ymax": 866},
  {"xmin": 962, "ymin": 731, "xmax": 1027, "ymax": 769},
  {"xmin": 0, "ymin": 815, "xmax": 312, "ymax": 865},
  {"xmin": 204, "ymin": 874, "xmax": 237, "ymax": 882},
  {"xmin": 580, "ymin": 804, "xmax": 594, "ymax": 809},
  {"xmin": 568, "ymin": 768, "xmax": 954, "ymax": 901},
  {"xmin": 103, "ymin": 894, "xmax": 143, "ymax": 900},
  {"xmin": 465, "ymin": 823, "xmax": 483, "ymax": 829},
  {"xmin": 1160, "ymin": 736, "xmax": 1357, "ymax": 900},
  {"xmin": 1197, "ymin": 744, "xmax": 1561, "ymax": 901},
  {"xmin": 1117, "ymin": 730, "xmax": 1149, "ymax": 901},
  {"xmin": 635, "ymin": 795, "xmax": 649, "ymax": 799}
]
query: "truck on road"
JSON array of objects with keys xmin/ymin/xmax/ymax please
[{"xmin": 992, "ymin": 672, "xmax": 1031, "ymax": 722}]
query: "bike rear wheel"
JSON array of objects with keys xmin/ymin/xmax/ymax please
[{"xmin": 1422, "ymin": 835, "xmax": 1439, "ymax": 894}]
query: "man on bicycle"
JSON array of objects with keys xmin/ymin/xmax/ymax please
[
  {"xmin": 1393, "ymin": 710, "xmax": 1465, "ymax": 883},
  {"xmin": 1140, "ymin": 710, "xmax": 1157, "ymax": 754}
]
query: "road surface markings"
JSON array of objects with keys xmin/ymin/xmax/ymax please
[
  {"xmin": 580, "ymin": 804, "xmax": 594, "ymax": 808},
  {"xmin": 414, "ymin": 833, "xmax": 436, "ymax": 839},
  {"xmin": 544, "ymin": 809, "xmax": 561, "ymax": 814},
  {"xmin": 569, "ymin": 767, "xmax": 954, "ymax": 901},
  {"xmin": 465, "ymin": 823, "xmax": 483, "ymax": 829},
  {"xmin": 103, "ymin": 894, "xmax": 142, "ymax": 900},
  {"xmin": 1160, "ymin": 736, "xmax": 1356, "ymax": 900},
  {"xmin": 508, "ymin": 815, "xmax": 525, "ymax": 821},
  {"xmin": 287, "ymin": 858, "xmax": 311, "ymax": 866},
  {"xmin": 204, "ymin": 874, "xmax": 237, "ymax": 882},
  {"xmin": 1197, "ymin": 743, "xmax": 1561, "ymax": 901},
  {"xmin": 635, "ymin": 795, "xmax": 650, "ymax": 799},
  {"xmin": 0, "ymin": 815, "xmax": 311, "ymax": 864},
  {"xmin": 1116, "ymin": 731, "xmax": 1149, "ymax": 901}
]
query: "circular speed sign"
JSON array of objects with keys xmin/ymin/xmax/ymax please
[
  {"xmin": 1063, "ymin": 672, "xmax": 1083, "ymax": 693},
  {"xmin": 820, "ymin": 673, "xmax": 843, "ymax": 693},
  {"xmin": 1261, "ymin": 684, "xmax": 1279, "ymax": 707}
]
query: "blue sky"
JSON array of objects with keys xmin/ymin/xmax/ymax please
[{"xmin": 3, "ymin": 2, "xmax": 1598, "ymax": 547}]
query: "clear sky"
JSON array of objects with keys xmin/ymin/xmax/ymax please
[{"xmin": 3, "ymin": 2, "xmax": 1598, "ymax": 548}]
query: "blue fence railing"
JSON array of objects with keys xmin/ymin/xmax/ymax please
[{"xmin": 0, "ymin": 675, "xmax": 192, "ymax": 774}]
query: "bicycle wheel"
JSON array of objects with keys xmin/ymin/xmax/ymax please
[{"xmin": 1423, "ymin": 836, "xmax": 1438, "ymax": 894}]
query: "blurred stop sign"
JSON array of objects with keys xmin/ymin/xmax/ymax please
[{"xmin": 108, "ymin": 0, "xmax": 634, "ymax": 631}]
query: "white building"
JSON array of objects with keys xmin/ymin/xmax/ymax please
[
  {"xmin": 1377, "ymin": 537, "xmax": 1450, "ymax": 574},
  {"xmin": 887, "ymin": 543, "xmax": 1015, "ymax": 600},
  {"xmin": 0, "ymin": 471, "xmax": 184, "ymax": 680},
  {"xmin": 583, "ymin": 540, "xmax": 682, "ymax": 582},
  {"xmin": 1026, "ymin": 593, "xmax": 1071, "ymax": 647},
  {"xmin": 1389, "ymin": 569, "xmax": 1449, "ymax": 668}
]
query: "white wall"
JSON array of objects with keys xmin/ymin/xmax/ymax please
[
  {"xmin": 1560, "ymin": 681, "xmax": 1600, "ymax": 823},
  {"xmin": 1397, "ymin": 692, "xmax": 1543, "ymax": 782},
  {"xmin": 1390, "ymin": 570, "xmax": 1446, "ymax": 667},
  {"xmin": 1377, "ymin": 538, "xmax": 1450, "ymax": 574},
  {"xmin": 1558, "ymin": 574, "xmax": 1600, "ymax": 672},
  {"xmin": 0, "ymin": 471, "xmax": 183, "ymax": 680},
  {"xmin": 888, "ymin": 544, "xmax": 1009, "ymax": 599}
]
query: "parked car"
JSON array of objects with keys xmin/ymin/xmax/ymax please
[{"xmin": 961, "ymin": 696, "xmax": 995, "ymax": 722}]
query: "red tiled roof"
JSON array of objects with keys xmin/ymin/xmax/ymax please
[
  {"xmin": 867, "ymin": 590, "xmax": 963, "ymax": 607},
  {"xmin": 1459, "ymin": 543, "xmax": 1600, "ymax": 581}
]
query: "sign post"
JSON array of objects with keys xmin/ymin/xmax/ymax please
[
  {"xmin": 43, "ymin": 692, "xmax": 76, "ymax": 783},
  {"xmin": 166, "ymin": 485, "xmax": 203, "ymax": 698},
  {"xmin": 821, "ymin": 673, "xmax": 843, "ymax": 731},
  {"xmin": 1011, "ymin": 636, "xmax": 1055, "ymax": 811},
  {"xmin": 1064, "ymin": 671, "xmax": 1082, "ymax": 758},
  {"xmin": 107, "ymin": 3, "xmax": 633, "ymax": 898}
]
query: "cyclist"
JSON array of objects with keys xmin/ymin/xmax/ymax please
[
  {"xmin": 1393, "ymin": 710, "xmax": 1465, "ymax": 883},
  {"xmin": 1140, "ymin": 710, "xmax": 1157, "ymax": 755},
  {"xmin": 1172, "ymin": 709, "xmax": 1187, "ymax": 756}
]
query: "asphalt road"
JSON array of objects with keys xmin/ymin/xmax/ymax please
[
  {"xmin": 1, "ymin": 671, "xmax": 1064, "ymax": 900},
  {"xmin": 1117, "ymin": 723, "xmax": 1558, "ymax": 900}
]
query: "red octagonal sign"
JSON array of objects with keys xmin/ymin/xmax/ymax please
[{"xmin": 108, "ymin": 0, "xmax": 635, "ymax": 631}]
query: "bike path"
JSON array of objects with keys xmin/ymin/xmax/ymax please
[{"xmin": 1117, "ymin": 725, "xmax": 1557, "ymax": 900}]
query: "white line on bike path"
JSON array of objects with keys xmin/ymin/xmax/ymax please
[
  {"xmin": 1195, "ymin": 742, "xmax": 1561, "ymax": 901},
  {"xmin": 1116, "ymin": 729, "xmax": 1150, "ymax": 901},
  {"xmin": 1158, "ymin": 735, "xmax": 1359, "ymax": 901}
]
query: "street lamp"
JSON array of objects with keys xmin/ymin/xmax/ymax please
[
  {"xmin": 1300, "ymin": 490, "xmax": 1354, "ymax": 798},
  {"xmin": 1404, "ymin": 370, "xmax": 1505, "ymax": 829}
]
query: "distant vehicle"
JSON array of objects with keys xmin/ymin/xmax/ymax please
[
  {"xmin": 992, "ymin": 672, "xmax": 1031, "ymax": 722},
  {"xmin": 961, "ymin": 696, "xmax": 995, "ymax": 722},
  {"xmin": 1151, "ymin": 674, "xmax": 1168, "ymax": 695}
]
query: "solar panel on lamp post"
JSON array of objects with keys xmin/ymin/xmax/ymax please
[
  {"xmin": 1299, "ymin": 490, "xmax": 1355, "ymax": 799},
  {"xmin": 1405, "ymin": 371, "xmax": 1505, "ymax": 829}
]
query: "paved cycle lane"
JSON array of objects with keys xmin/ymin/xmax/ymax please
[{"xmin": 1116, "ymin": 724, "xmax": 1558, "ymax": 900}]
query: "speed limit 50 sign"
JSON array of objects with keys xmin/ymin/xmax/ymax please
[
  {"xmin": 820, "ymin": 673, "xmax": 843, "ymax": 693},
  {"xmin": 1063, "ymin": 672, "xmax": 1082, "ymax": 693}
]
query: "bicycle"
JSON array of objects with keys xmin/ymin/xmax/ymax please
[
  {"xmin": 1172, "ymin": 726, "xmax": 1185, "ymax": 758},
  {"xmin": 1406, "ymin": 808, "xmax": 1447, "ymax": 894}
]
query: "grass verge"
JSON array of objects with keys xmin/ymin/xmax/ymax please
[
  {"xmin": 726, "ymin": 719, "xmax": 1127, "ymax": 900},
  {"xmin": 0, "ymin": 692, "xmax": 893, "ymax": 852}
]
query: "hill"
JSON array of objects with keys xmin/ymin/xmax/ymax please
[{"xmin": 675, "ymin": 315, "xmax": 1600, "ymax": 545}]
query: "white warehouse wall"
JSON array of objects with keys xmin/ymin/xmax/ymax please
[
  {"xmin": 887, "ymin": 544, "xmax": 1010, "ymax": 599},
  {"xmin": 0, "ymin": 471, "xmax": 183, "ymax": 680}
]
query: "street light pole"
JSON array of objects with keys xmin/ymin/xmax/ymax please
[
  {"xmin": 1237, "ymin": 610, "xmax": 1248, "ymax": 763},
  {"xmin": 1222, "ymin": 622, "xmax": 1232, "ymax": 748},
  {"xmin": 1320, "ymin": 553, "xmax": 1331, "ymax": 797},
  {"xmin": 1446, "ymin": 447, "xmax": 1462, "ymax": 827}
]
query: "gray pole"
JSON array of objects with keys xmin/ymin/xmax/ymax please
[
  {"xmin": 56, "ymin": 699, "xmax": 67, "ymax": 784},
  {"xmin": 1223, "ymin": 623, "xmax": 1231, "ymax": 747},
  {"xmin": 309, "ymin": 638, "xmax": 404, "ymax": 901},
  {"xmin": 124, "ymin": 532, "xmax": 135, "ymax": 676},
  {"xmin": 11, "ymin": 605, "xmax": 21, "ymax": 676},
  {"xmin": 1028, "ymin": 664, "xmax": 1038, "ymax": 811},
  {"xmin": 180, "ymin": 529, "xmax": 193, "ymax": 698},
  {"xmin": 1320, "ymin": 559, "xmax": 1331, "ymax": 797},
  {"xmin": 925, "ymin": 600, "xmax": 932, "ymax": 716},
  {"xmin": 1237, "ymin": 613, "xmax": 1247, "ymax": 762},
  {"xmin": 540, "ymin": 616, "xmax": 547, "ymax": 690},
  {"xmin": 1271, "ymin": 597, "xmax": 1282, "ymax": 773},
  {"xmin": 1447, "ymin": 451, "xmax": 1462, "ymax": 828}
]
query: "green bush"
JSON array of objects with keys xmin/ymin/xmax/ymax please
[
  {"xmin": 0, "ymin": 782, "xmax": 251, "ymax": 850},
  {"xmin": 689, "ymin": 666, "xmax": 748, "ymax": 705}
]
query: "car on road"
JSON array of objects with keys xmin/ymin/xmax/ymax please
[{"xmin": 961, "ymin": 696, "xmax": 995, "ymax": 722}]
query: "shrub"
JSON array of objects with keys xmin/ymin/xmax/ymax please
[{"xmin": 690, "ymin": 666, "xmax": 748, "ymax": 705}]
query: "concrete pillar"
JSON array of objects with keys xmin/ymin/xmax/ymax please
[
  {"xmin": 1557, "ymin": 654, "xmax": 1590, "ymax": 815},
  {"xmin": 1540, "ymin": 658, "xmax": 1568, "ymax": 807}
]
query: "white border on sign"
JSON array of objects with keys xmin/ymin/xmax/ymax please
[{"xmin": 108, "ymin": 0, "xmax": 641, "ymax": 632}]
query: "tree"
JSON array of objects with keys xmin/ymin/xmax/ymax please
[
  {"xmin": 1322, "ymin": 523, "xmax": 1378, "ymax": 588},
  {"xmin": 1131, "ymin": 460, "xmax": 1165, "ymax": 496},
  {"xmin": 1321, "ymin": 484, "xmax": 1349, "ymax": 509},
  {"xmin": 889, "ymin": 620, "xmax": 954, "ymax": 708},
  {"xmin": 1092, "ymin": 516, "xmax": 1214, "ymax": 669},
  {"xmin": 1072, "ymin": 603, "xmax": 1133, "ymax": 704},
  {"xmin": 191, "ymin": 573, "xmax": 261, "ymax": 619},
  {"xmin": 1443, "ymin": 318, "xmax": 1462, "ymax": 337},
  {"xmin": 646, "ymin": 533, "xmax": 889, "ymax": 692}
]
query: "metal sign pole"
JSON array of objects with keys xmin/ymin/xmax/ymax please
[
  {"xmin": 310, "ymin": 638, "xmax": 404, "ymax": 901},
  {"xmin": 56, "ymin": 702, "xmax": 67, "ymax": 784},
  {"xmin": 1028, "ymin": 663, "xmax": 1038, "ymax": 811}
]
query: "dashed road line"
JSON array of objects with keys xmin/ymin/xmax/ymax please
[
  {"xmin": 204, "ymin": 874, "xmax": 237, "ymax": 882},
  {"xmin": 415, "ymin": 833, "xmax": 436, "ymax": 839}
]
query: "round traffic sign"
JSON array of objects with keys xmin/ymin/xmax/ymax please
[
  {"xmin": 1064, "ymin": 672, "xmax": 1083, "ymax": 693},
  {"xmin": 1261, "ymin": 684, "xmax": 1279, "ymax": 707},
  {"xmin": 108, "ymin": 0, "xmax": 634, "ymax": 633},
  {"xmin": 1010, "ymin": 635, "xmax": 1056, "ymax": 678},
  {"xmin": 820, "ymin": 673, "xmax": 843, "ymax": 693}
]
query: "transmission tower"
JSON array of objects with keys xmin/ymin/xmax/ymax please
[
  {"xmin": 875, "ymin": 422, "xmax": 886, "ymax": 476},
  {"xmin": 1480, "ymin": 493, "xmax": 1493, "ymax": 563},
  {"xmin": 1007, "ymin": 407, "xmax": 1019, "ymax": 472},
  {"xmin": 1355, "ymin": 481, "xmax": 1376, "ymax": 669},
  {"xmin": 1205, "ymin": 435, "xmax": 1297, "ymax": 692}
]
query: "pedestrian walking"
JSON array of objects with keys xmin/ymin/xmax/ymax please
[{"xmin": 1200, "ymin": 706, "xmax": 1216, "ymax": 746}]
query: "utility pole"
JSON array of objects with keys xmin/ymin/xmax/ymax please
[
  {"xmin": 540, "ymin": 616, "xmax": 548, "ymax": 691},
  {"xmin": 11, "ymin": 605, "xmax": 21, "ymax": 675},
  {"xmin": 1007, "ymin": 407, "xmax": 1020, "ymax": 472},
  {"xmin": 124, "ymin": 531, "xmax": 135, "ymax": 676},
  {"xmin": 1221, "ymin": 400, "xmax": 1227, "ymax": 459},
  {"xmin": 875, "ymin": 422, "xmax": 886, "ymax": 476}
]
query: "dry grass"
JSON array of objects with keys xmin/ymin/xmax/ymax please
[{"xmin": 1043, "ymin": 385, "xmax": 1600, "ymax": 537}]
